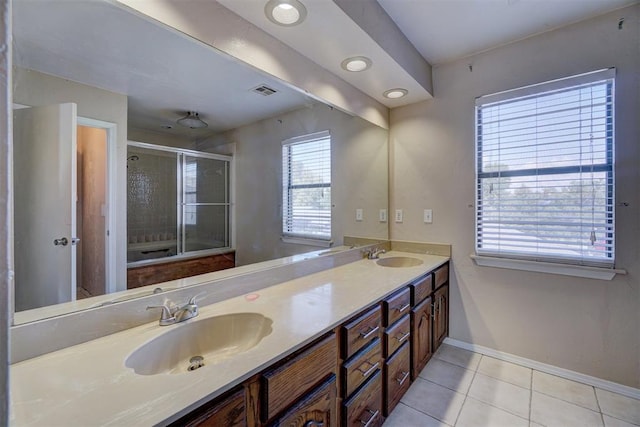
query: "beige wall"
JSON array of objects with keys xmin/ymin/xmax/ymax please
[
  {"xmin": 390, "ymin": 5, "xmax": 640, "ymax": 387},
  {"xmin": 0, "ymin": 0, "xmax": 10, "ymax": 421},
  {"xmin": 13, "ymin": 68, "xmax": 128, "ymax": 293},
  {"xmin": 205, "ymin": 103, "xmax": 389, "ymax": 265}
]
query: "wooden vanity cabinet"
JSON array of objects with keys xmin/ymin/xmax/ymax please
[
  {"xmin": 433, "ymin": 284, "xmax": 449, "ymax": 351},
  {"xmin": 341, "ymin": 370, "xmax": 383, "ymax": 427},
  {"xmin": 383, "ymin": 341, "xmax": 410, "ymax": 416}
]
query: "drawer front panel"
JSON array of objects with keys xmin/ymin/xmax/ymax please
[
  {"xmin": 384, "ymin": 341, "xmax": 410, "ymax": 416},
  {"xmin": 383, "ymin": 314, "xmax": 410, "ymax": 358},
  {"xmin": 342, "ymin": 306, "xmax": 382, "ymax": 359},
  {"xmin": 383, "ymin": 288, "xmax": 411, "ymax": 326},
  {"xmin": 262, "ymin": 333, "xmax": 337, "ymax": 422},
  {"xmin": 434, "ymin": 263, "xmax": 449, "ymax": 289},
  {"xmin": 410, "ymin": 273, "xmax": 433, "ymax": 306},
  {"xmin": 342, "ymin": 338, "xmax": 382, "ymax": 397},
  {"xmin": 342, "ymin": 370, "xmax": 383, "ymax": 427}
]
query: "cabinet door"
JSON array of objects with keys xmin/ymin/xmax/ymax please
[
  {"xmin": 410, "ymin": 296, "xmax": 433, "ymax": 380},
  {"xmin": 271, "ymin": 374, "xmax": 337, "ymax": 427},
  {"xmin": 434, "ymin": 284, "xmax": 449, "ymax": 351}
]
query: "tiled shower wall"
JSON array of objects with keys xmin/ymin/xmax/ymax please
[{"xmin": 127, "ymin": 151, "xmax": 177, "ymax": 246}]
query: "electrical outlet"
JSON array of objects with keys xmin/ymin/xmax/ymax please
[
  {"xmin": 395, "ymin": 209, "xmax": 403, "ymax": 223},
  {"xmin": 356, "ymin": 208, "xmax": 363, "ymax": 221},
  {"xmin": 424, "ymin": 209, "xmax": 433, "ymax": 223},
  {"xmin": 379, "ymin": 209, "xmax": 387, "ymax": 222}
]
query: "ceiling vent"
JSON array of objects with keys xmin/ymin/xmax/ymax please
[{"xmin": 251, "ymin": 85, "xmax": 278, "ymax": 96}]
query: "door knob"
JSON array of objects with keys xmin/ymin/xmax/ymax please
[{"xmin": 53, "ymin": 237, "xmax": 68, "ymax": 246}]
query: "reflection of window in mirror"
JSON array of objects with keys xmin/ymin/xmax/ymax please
[
  {"xmin": 281, "ymin": 131, "xmax": 332, "ymax": 246},
  {"xmin": 127, "ymin": 143, "xmax": 232, "ymax": 263}
]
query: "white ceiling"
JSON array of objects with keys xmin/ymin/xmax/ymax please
[
  {"xmin": 216, "ymin": 0, "xmax": 636, "ymax": 108},
  {"xmin": 12, "ymin": 0, "xmax": 315, "ymax": 138},
  {"xmin": 378, "ymin": 0, "xmax": 637, "ymax": 65}
]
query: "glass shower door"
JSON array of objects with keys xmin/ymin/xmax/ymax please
[{"xmin": 182, "ymin": 155, "xmax": 230, "ymax": 253}]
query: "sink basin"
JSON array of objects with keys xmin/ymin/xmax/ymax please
[
  {"xmin": 376, "ymin": 256, "xmax": 424, "ymax": 268},
  {"xmin": 126, "ymin": 313, "xmax": 273, "ymax": 375}
]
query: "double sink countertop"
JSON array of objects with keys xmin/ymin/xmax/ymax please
[{"xmin": 10, "ymin": 251, "xmax": 449, "ymax": 426}]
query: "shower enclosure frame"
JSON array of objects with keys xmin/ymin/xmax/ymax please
[{"xmin": 126, "ymin": 141, "xmax": 234, "ymax": 267}]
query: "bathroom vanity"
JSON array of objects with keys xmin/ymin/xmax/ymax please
[{"xmin": 9, "ymin": 251, "xmax": 449, "ymax": 426}]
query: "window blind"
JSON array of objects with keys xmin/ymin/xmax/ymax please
[
  {"xmin": 475, "ymin": 69, "xmax": 615, "ymax": 267},
  {"xmin": 282, "ymin": 130, "xmax": 331, "ymax": 240}
]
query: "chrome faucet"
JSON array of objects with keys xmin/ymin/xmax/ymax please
[
  {"xmin": 147, "ymin": 295, "xmax": 200, "ymax": 326},
  {"xmin": 362, "ymin": 247, "xmax": 386, "ymax": 259}
]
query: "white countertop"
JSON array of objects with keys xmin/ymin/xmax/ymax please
[{"xmin": 10, "ymin": 252, "xmax": 448, "ymax": 426}]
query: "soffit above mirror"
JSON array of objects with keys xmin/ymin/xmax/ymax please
[{"xmin": 12, "ymin": 0, "xmax": 315, "ymax": 139}]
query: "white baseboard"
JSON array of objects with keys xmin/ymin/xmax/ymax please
[{"xmin": 444, "ymin": 337, "xmax": 640, "ymax": 400}]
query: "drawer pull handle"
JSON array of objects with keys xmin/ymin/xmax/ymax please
[
  {"xmin": 397, "ymin": 303, "xmax": 410, "ymax": 313},
  {"xmin": 359, "ymin": 326, "xmax": 380, "ymax": 340},
  {"xmin": 358, "ymin": 361, "xmax": 380, "ymax": 377},
  {"xmin": 359, "ymin": 409, "xmax": 380, "ymax": 427},
  {"xmin": 396, "ymin": 371, "xmax": 410, "ymax": 385},
  {"xmin": 304, "ymin": 421, "xmax": 324, "ymax": 427},
  {"xmin": 396, "ymin": 331, "xmax": 410, "ymax": 343}
]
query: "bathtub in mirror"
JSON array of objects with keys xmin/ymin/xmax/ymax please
[{"xmin": 11, "ymin": 0, "xmax": 388, "ymax": 324}]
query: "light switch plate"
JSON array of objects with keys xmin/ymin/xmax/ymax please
[
  {"xmin": 395, "ymin": 209, "xmax": 403, "ymax": 223},
  {"xmin": 424, "ymin": 209, "xmax": 433, "ymax": 223},
  {"xmin": 379, "ymin": 209, "xmax": 387, "ymax": 222},
  {"xmin": 356, "ymin": 208, "xmax": 363, "ymax": 221}
]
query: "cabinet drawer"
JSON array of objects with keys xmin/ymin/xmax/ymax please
[
  {"xmin": 384, "ymin": 341, "xmax": 410, "ymax": 416},
  {"xmin": 269, "ymin": 374, "xmax": 337, "ymax": 427},
  {"xmin": 170, "ymin": 387, "xmax": 245, "ymax": 427},
  {"xmin": 262, "ymin": 333, "xmax": 337, "ymax": 422},
  {"xmin": 382, "ymin": 288, "xmax": 411, "ymax": 326},
  {"xmin": 383, "ymin": 314, "xmax": 410, "ymax": 358},
  {"xmin": 342, "ymin": 338, "xmax": 382, "ymax": 397},
  {"xmin": 410, "ymin": 273, "xmax": 433, "ymax": 306},
  {"xmin": 342, "ymin": 370, "xmax": 383, "ymax": 427},
  {"xmin": 341, "ymin": 306, "xmax": 382, "ymax": 359},
  {"xmin": 434, "ymin": 263, "xmax": 449, "ymax": 288}
]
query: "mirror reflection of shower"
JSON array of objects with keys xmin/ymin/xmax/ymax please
[{"xmin": 126, "ymin": 143, "xmax": 231, "ymax": 264}]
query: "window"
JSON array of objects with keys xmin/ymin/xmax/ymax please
[
  {"xmin": 475, "ymin": 69, "xmax": 615, "ymax": 267},
  {"xmin": 282, "ymin": 131, "xmax": 331, "ymax": 242}
]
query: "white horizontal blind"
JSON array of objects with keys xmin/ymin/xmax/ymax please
[
  {"xmin": 282, "ymin": 131, "xmax": 331, "ymax": 240},
  {"xmin": 475, "ymin": 69, "xmax": 615, "ymax": 267}
]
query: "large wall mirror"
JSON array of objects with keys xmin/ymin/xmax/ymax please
[{"xmin": 11, "ymin": 0, "xmax": 388, "ymax": 325}]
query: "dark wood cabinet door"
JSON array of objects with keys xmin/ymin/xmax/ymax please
[
  {"xmin": 342, "ymin": 370, "xmax": 383, "ymax": 427},
  {"xmin": 411, "ymin": 296, "xmax": 433, "ymax": 380},
  {"xmin": 434, "ymin": 284, "xmax": 449, "ymax": 350},
  {"xmin": 271, "ymin": 374, "xmax": 337, "ymax": 427}
]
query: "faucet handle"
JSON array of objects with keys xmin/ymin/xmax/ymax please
[
  {"xmin": 187, "ymin": 292, "xmax": 206, "ymax": 305},
  {"xmin": 146, "ymin": 304, "xmax": 176, "ymax": 326}
]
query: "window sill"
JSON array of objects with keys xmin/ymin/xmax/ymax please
[
  {"xmin": 470, "ymin": 254, "xmax": 626, "ymax": 280},
  {"xmin": 281, "ymin": 236, "xmax": 333, "ymax": 248}
]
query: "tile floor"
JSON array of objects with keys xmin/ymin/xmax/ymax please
[{"xmin": 384, "ymin": 344, "xmax": 640, "ymax": 427}]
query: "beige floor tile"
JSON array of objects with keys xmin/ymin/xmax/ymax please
[
  {"xmin": 603, "ymin": 414, "xmax": 640, "ymax": 427},
  {"xmin": 531, "ymin": 391, "xmax": 603, "ymax": 427},
  {"xmin": 596, "ymin": 389, "xmax": 640, "ymax": 425},
  {"xmin": 467, "ymin": 373, "xmax": 531, "ymax": 419},
  {"xmin": 419, "ymin": 358, "xmax": 476, "ymax": 394},
  {"xmin": 383, "ymin": 403, "xmax": 450, "ymax": 427},
  {"xmin": 434, "ymin": 344, "xmax": 482, "ymax": 371},
  {"xmin": 530, "ymin": 422, "xmax": 545, "ymax": 427},
  {"xmin": 602, "ymin": 415, "xmax": 638, "ymax": 427},
  {"xmin": 477, "ymin": 356, "xmax": 532, "ymax": 389},
  {"xmin": 456, "ymin": 397, "xmax": 529, "ymax": 427},
  {"xmin": 532, "ymin": 371, "xmax": 598, "ymax": 411},
  {"xmin": 401, "ymin": 378, "xmax": 465, "ymax": 425}
]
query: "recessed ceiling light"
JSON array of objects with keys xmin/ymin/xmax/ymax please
[
  {"xmin": 383, "ymin": 88, "xmax": 408, "ymax": 99},
  {"xmin": 265, "ymin": 0, "xmax": 307, "ymax": 26},
  {"xmin": 341, "ymin": 56, "xmax": 372, "ymax": 72}
]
